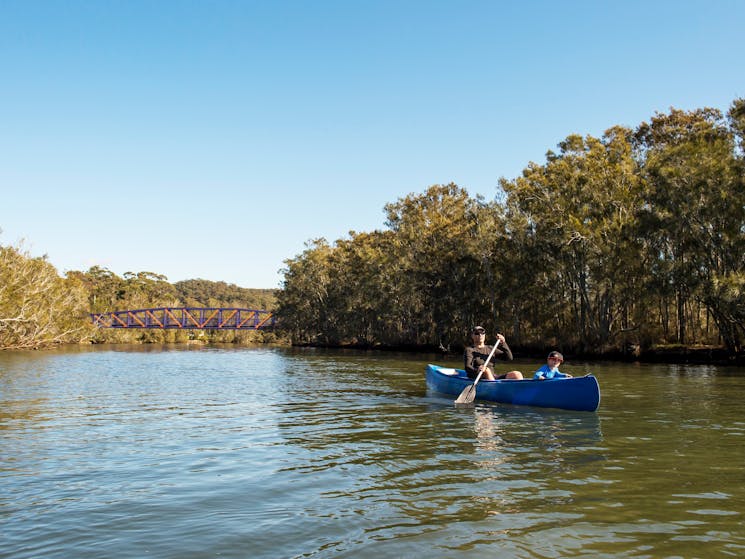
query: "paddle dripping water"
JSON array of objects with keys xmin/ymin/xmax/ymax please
[{"xmin": 1, "ymin": 346, "xmax": 744, "ymax": 558}]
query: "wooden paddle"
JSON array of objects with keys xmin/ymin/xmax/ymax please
[{"xmin": 454, "ymin": 339, "xmax": 501, "ymax": 405}]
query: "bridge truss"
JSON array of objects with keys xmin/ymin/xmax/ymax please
[{"xmin": 90, "ymin": 307, "xmax": 276, "ymax": 330}]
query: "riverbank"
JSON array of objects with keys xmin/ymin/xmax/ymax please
[
  {"xmin": 610, "ymin": 345, "xmax": 742, "ymax": 365},
  {"xmin": 291, "ymin": 340, "xmax": 745, "ymax": 366},
  {"xmin": 5, "ymin": 339, "xmax": 743, "ymax": 366}
]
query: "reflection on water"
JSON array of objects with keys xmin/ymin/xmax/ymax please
[{"xmin": 1, "ymin": 347, "xmax": 744, "ymax": 558}]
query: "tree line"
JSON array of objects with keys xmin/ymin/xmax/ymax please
[
  {"xmin": 0, "ymin": 251, "xmax": 279, "ymax": 349},
  {"xmin": 276, "ymin": 99, "xmax": 745, "ymax": 359},
  {"xmin": 3, "ymin": 99, "xmax": 743, "ymax": 357}
]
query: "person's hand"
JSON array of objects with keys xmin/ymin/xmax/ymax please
[{"xmin": 496, "ymin": 333, "xmax": 506, "ymax": 344}]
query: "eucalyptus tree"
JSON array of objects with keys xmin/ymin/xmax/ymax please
[
  {"xmin": 502, "ymin": 127, "xmax": 644, "ymax": 352},
  {"xmin": 0, "ymin": 242, "xmax": 90, "ymax": 349},
  {"xmin": 121, "ymin": 271, "xmax": 179, "ymax": 309},
  {"xmin": 634, "ymin": 103, "xmax": 745, "ymax": 349},
  {"xmin": 713, "ymin": 100, "xmax": 745, "ymax": 351},
  {"xmin": 457, "ymin": 196, "xmax": 517, "ymax": 341},
  {"xmin": 731, "ymin": 98, "xmax": 745, "ymax": 153},
  {"xmin": 497, "ymin": 175, "xmax": 559, "ymax": 346},
  {"xmin": 331, "ymin": 230, "xmax": 402, "ymax": 345},
  {"xmin": 277, "ymin": 230, "xmax": 409, "ymax": 346},
  {"xmin": 383, "ymin": 183, "xmax": 486, "ymax": 347},
  {"xmin": 67, "ymin": 266, "xmax": 126, "ymax": 313},
  {"xmin": 696, "ymin": 101, "xmax": 745, "ymax": 351},
  {"xmin": 277, "ymin": 238, "xmax": 335, "ymax": 344}
]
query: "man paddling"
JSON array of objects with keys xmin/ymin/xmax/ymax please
[{"xmin": 464, "ymin": 326, "xmax": 523, "ymax": 380}]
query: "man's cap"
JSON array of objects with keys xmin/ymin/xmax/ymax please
[
  {"xmin": 472, "ymin": 325, "xmax": 485, "ymax": 334},
  {"xmin": 548, "ymin": 350, "xmax": 564, "ymax": 360}
]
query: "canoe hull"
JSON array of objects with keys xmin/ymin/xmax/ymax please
[{"xmin": 426, "ymin": 364, "xmax": 600, "ymax": 412}]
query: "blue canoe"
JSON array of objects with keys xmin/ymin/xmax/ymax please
[{"xmin": 425, "ymin": 364, "xmax": 600, "ymax": 412}]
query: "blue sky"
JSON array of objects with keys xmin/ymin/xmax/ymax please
[{"xmin": 1, "ymin": 0, "xmax": 743, "ymax": 289}]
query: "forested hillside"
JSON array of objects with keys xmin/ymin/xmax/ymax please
[
  {"xmin": 174, "ymin": 279, "xmax": 276, "ymax": 310},
  {"xmin": 0, "ymin": 257, "xmax": 279, "ymax": 349}
]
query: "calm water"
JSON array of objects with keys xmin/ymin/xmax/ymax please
[{"xmin": 1, "ymin": 345, "xmax": 744, "ymax": 559}]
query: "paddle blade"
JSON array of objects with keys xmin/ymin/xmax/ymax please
[{"xmin": 454, "ymin": 383, "xmax": 477, "ymax": 405}]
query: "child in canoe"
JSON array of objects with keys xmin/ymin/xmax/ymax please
[{"xmin": 533, "ymin": 351, "xmax": 573, "ymax": 380}]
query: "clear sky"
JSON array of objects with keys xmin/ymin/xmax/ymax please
[{"xmin": 1, "ymin": 0, "xmax": 743, "ymax": 289}]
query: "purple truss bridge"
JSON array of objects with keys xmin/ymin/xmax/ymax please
[{"xmin": 91, "ymin": 307, "xmax": 276, "ymax": 330}]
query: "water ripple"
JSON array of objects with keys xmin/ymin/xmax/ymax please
[{"xmin": 2, "ymin": 347, "xmax": 745, "ymax": 558}]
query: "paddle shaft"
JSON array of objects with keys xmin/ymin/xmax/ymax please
[{"xmin": 472, "ymin": 337, "xmax": 501, "ymax": 384}]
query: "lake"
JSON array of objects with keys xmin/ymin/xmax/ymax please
[{"xmin": 1, "ymin": 345, "xmax": 744, "ymax": 558}]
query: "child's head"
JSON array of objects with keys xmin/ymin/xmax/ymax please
[{"xmin": 547, "ymin": 351, "xmax": 564, "ymax": 365}]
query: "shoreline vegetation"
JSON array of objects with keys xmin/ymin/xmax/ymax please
[
  {"xmin": 289, "ymin": 340, "xmax": 745, "ymax": 366},
  {"xmin": 3, "ymin": 100, "xmax": 745, "ymax": 367}
]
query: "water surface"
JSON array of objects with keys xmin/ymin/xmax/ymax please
[{"xmin": 1, "ymin": 345, "xmax": 744, "ymax": 558}]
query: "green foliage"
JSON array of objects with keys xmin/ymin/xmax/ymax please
[
  {"xmin": 635, "ymin": 104, "xmax": 745, "ymax": 348},
  {"xmin": 277, "ymin": 238, "xmax": 336, "ymax": 344},
  {"xmin": 0, "ymin": 261, "xmax": 280, "ymax": 349},
  {"xmin": 74, "ymin": 271, "xmax": 279, "ymax": 345},
  {"xmin": 383, "ymin": 183, "xmax": 493, "ymax": 345},
  {"xmin": 278, "ymin": 97, "xmax": 745, "ymax": 356},
  {"xmin": 174, "ymin": 279, "xmax": 277, "ymax": 310},
  {"xmin": 501, "ymin": 126, "xmax": 645, "ymax": 351}
]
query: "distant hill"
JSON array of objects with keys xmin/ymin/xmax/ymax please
[{"xmin": 174, "ymin": 279, "xmax": 277, "ymax": 310}]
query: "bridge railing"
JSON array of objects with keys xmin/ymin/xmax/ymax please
[{"xmin": 90, "ymin": 307, "xmax": 276, "ymax": 330}]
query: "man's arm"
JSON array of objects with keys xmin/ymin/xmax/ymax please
[
  {"xmin": 463, "ymin": 347, "xmax": 477, "ymax": 375},
  {"xmin": 495, "ymin": 340, "xmax": 513, "ymax": 361}
]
